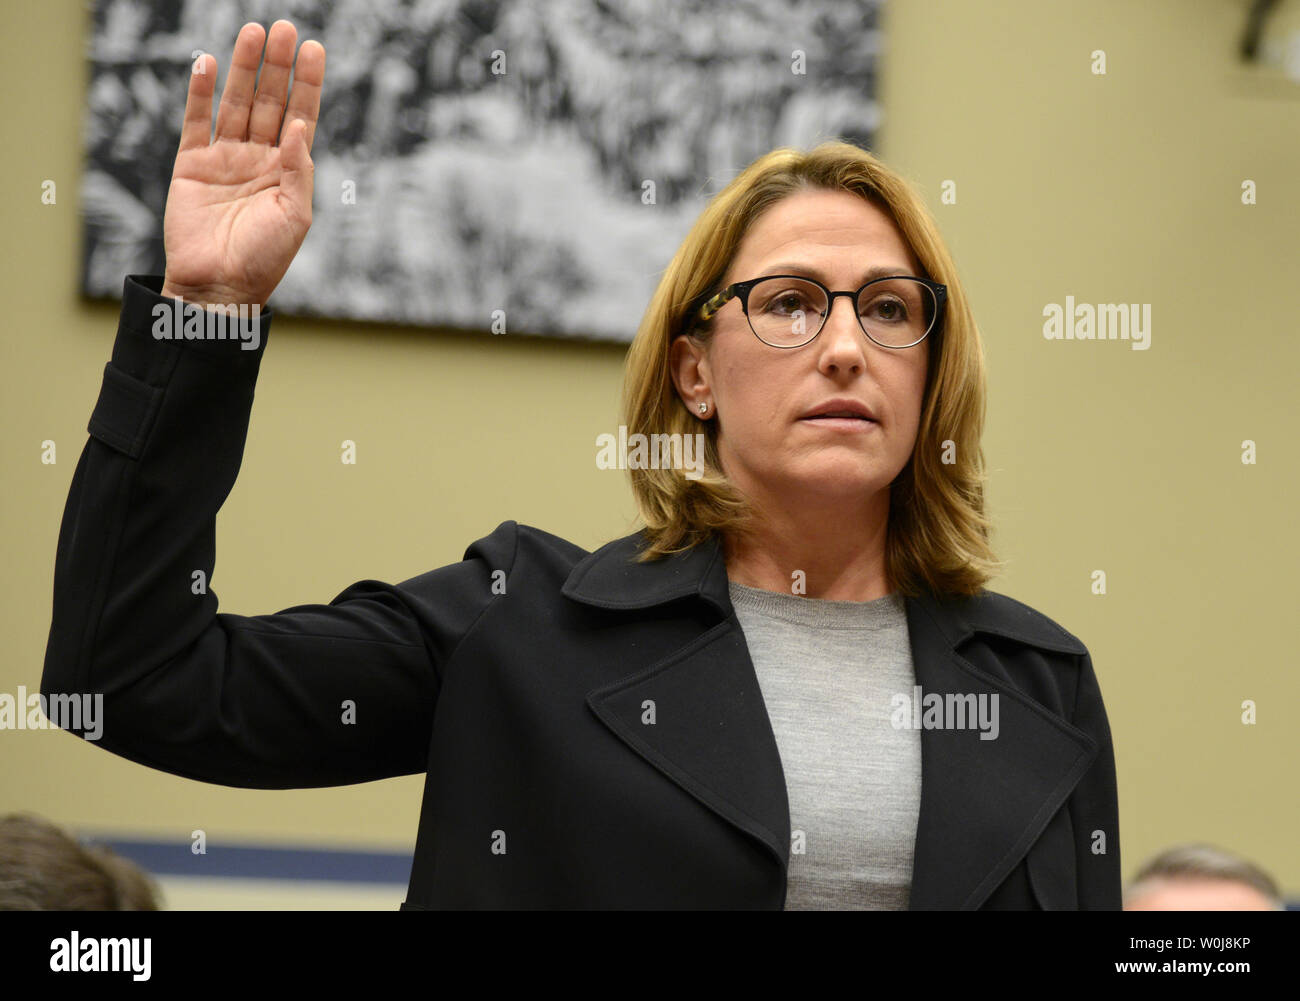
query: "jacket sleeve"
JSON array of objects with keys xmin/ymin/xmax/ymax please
[
  {"xmin": 40, "ymin": 274, "xmax": 516, "ymax": 789},
  {"xmin": 1068, "ymin": 649, "xmax": 1122, "ymax": 909}
]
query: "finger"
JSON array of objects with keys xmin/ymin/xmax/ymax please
[
  {"xmin": 278, "ymin": 40, "xmax": 325, "ymax": 153},
  {"xmin": 247, "ymin": 19, "xmax": 298, "ymax": 144},
  {"xmin": 279, "ymin": 119, "xmax": 315, "ymax": 227},
  {"xmin": 214, "ymin": 21, "xmax": 266, "ymax": 141},
  {"xmin": 178, "ymin": 53, "xmax": 215, "ymax": 153}
]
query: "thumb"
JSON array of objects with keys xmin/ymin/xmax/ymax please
[{"xmin": 279, "ymin": 119, "xmax": 315, "ymax": 224}]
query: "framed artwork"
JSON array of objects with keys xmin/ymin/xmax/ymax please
[{"xmin": 82, "ymin": 0, "xmax": 885, "ymax": 342}]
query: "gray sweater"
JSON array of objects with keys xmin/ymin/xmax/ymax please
[{"xmin": 729, "ymin": 580, "xmax": 921, "ymax": 910}]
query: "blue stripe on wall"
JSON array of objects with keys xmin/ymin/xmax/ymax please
[
  {"xmin": 78, "ymin": 834, "xmax": 413, "ymax": 884},
  {"xmin": 74, "ymin": 834, "xmax": 1300, "ymax": 905}
]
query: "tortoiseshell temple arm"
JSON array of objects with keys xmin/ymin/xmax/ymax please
[{"xmin": 697, "ymin": 287, "xmax": 738, "ymax": 323}]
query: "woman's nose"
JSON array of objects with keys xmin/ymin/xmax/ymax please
[{"xmin": 818, "ymin": 296, "xmax": 869, "ymax": 359}]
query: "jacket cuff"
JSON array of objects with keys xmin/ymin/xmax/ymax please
[
  {"xmin": 117, "ymin": 274, "xmax": 274, "ymax": 361},
  {"xmin": 86, "ymin": 275, "xmax": 274, "ymax": 458}
]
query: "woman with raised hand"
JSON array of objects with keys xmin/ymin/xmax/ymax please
[{"xmin": 43, "ymin": 19, "xmax": 1120, "ymax": 910}]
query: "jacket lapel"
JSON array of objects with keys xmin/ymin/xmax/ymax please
[
  {"xmin": 581, "ymin": 618, "xmax": 791, "ymax": 875},
  {"xmin": 564, "ymin": 531, "xmax": 791, "ymax": 877},
  {"xmin": 903, "ymin": 590, "xmax": 1098, "ymax": 909},
  {"xmin": 565, "ymin": 530, "xmax": 1097, "ymax": 909}
]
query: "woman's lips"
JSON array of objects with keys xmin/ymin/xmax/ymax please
[{"xmin": 799, "ymin": 416, "xmax": 879, "ymax": 431}]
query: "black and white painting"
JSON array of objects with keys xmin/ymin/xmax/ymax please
[{"xmin": 82, "ymin": 0, "xmax": 885, "ymax": 342}]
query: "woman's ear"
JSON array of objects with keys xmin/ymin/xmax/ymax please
[{"xmin": 669, "ymin": 333, "xmax": 711, "ymax": 414}]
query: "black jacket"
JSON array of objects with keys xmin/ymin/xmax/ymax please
[{"xmin": 41, "ymin": 275, "xmax": 1122, "ymax": 910}]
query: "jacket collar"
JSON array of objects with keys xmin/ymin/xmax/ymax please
[
  {"xmin": 562, "ymin": 529, "xmax": 1086, "ymax": 656},
  {"xmin": 567, "ymin": 529, "xmax": 1095, "ymax": 909}
]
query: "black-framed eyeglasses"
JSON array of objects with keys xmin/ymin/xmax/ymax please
[{"xmin": 682, "ymin": 274, "xmax": 947, "ymax": 349}]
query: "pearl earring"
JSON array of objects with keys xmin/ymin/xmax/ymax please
[{"xmin": 698, "ymin": 402, "xmax": 708, "ymax": 414}]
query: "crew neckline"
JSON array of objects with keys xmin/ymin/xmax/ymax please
[{"xmin": 727, "ymin": 580, "xmax": 906, "ymax": 630}]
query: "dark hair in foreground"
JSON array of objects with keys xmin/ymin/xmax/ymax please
[
  {"xmin": 1124, "ymin": 843, "xmax": 1283, "ymax": 908},
  {"xmin": 0, "ymin": 813, "xmax": 162, "ymax": 910}
]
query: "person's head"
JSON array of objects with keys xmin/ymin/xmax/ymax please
[
  {"xmin": 1124, "ymin": 844, "xmax": 1284, "ymax": 910},
  {"xmin": 622, "ymin": 140, "xmax": 998, "ymax": 597},
  {"xmin": 0, "ymin": 813, "xmax": 162, "ymax": 910}
]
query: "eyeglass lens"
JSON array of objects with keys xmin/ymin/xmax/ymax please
[{"xmin": 745, "ymin": 277, "xmax": 936, "ymax": 347}]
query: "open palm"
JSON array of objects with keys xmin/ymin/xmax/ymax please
[{"xmin": 161, "ymin": 21, "xmax": 325, "ymax": 308}]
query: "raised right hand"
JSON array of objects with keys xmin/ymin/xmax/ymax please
[{"xmin": 161, "ymin": 20, "xmax": 325, "ymax": 308}]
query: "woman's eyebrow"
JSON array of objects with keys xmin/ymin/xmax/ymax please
[{"xmin": 754, "ymin": 263, "xmax": 918, "ymax": 283}]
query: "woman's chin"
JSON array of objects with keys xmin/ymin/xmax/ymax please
[{"xmin": 781, "ymin": 462, "xmax": 892, "ymax": 502}]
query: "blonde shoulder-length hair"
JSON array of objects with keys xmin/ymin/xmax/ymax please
[{"xmin": 620, "ymin": 140, "xmax": 1002, "ymax": 599}]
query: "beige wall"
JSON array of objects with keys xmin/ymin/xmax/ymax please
[{"xmin": 2, "ymin": 0, "xmax": 1295, "ymax": 899}]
